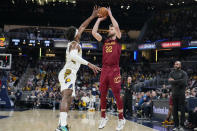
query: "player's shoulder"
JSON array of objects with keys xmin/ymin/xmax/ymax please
[
  {"xmin": 69, "ymin": 41, "xmax": 81, "ymax": 52},
  {"xmin": 181, "ymin": 70, "xmax": 187, "ymax": 75},
  {"xmin": 70, "ymin": 41, "xmax": 78, "ymax": 46},
  {"xmin": 70, "ymin": 41, "xmax": 81, "ymax": 48}
]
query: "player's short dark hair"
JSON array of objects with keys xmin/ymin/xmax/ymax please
[
  {"xmin": 66, "ymin": 26, "xmax": 77, "ymax": 41},
  {"xmin": 109, "ymin": 24, "xmax": 114, "ymax": 28}
]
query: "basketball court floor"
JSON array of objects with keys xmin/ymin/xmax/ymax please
[{"xmin": 0, "ymin": 109, "xmax": 159, "ymax": 131}]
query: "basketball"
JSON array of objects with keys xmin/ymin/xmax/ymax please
[{"xmin": 98, "ymin": 7, "xmax": 108, "ymax": 18}]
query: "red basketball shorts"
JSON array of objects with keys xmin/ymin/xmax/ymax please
[{"xmin": 99, "ymin": 66, "xmax": 121, "ymax": 93}]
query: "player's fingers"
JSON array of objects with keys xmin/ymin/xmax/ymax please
[
  {"xmin": 97, "ymin": 67, "xmax": 101, "ymax": 71},
  {"xmin": 94, "ymin": 68, "xmax": 99, "ymax": 74},
  {"xmin": 93, "ymin": 69, "xmax": 98, "ymax": 75},
  {"xmin": 91, "ymin": 67, "xmax": 96, "ymax": 73},
  {"xmin": 103, "ymin": 16, "xmax": 107, "ymax": 19},
  {"xmin": 94, "ymin": 72, "xmax": 96, "ymax": 77}
]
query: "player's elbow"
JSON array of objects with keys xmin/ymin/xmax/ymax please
[
  {"xmin": 92, "ymin": 30, "xmax": 96, "ymax": 36},
  {"xmin": 92, "ymin": 33, "xmax": 101, "ymax": 42}
]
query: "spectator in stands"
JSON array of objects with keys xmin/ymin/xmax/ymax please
[
  {"xmin": 186, "ymin": 107, "xmax": 197, "ymax": 130},
  {"xmin": 142, "ymin": 91, "xmax": 153, "ymax": 118},
  {"xmin": 161, "ymin": 93, "xmax": 167, "ymax": 100},
  {"xmin": 138, "ymin": 91, "xmax": 150, "ymax": 107},
  {"xmin": 73, "ymin": 97, "xmax": 80, "ymax": 110},
  {"xmin": 191, "ymin": 88, "xmax": 197, "ymax": 98},
  {"xmin": 95, "ymin": 95, "xmax": 100, "ymax": 111},
  {"xmin": 151, "ymin": 91, "xmax": 158, "ymax": 100},
  {"xmin": 81, "ymin": 93, "xmax": 90, "ymax": 110},
  {"xmin": 9, "ymin": 91, "xmax": 16, "ymax": 104},
  {"xmin": 135, "ymin": 91, "xmax": 150, "ymax": 115},
  {"xmin": 15, "ymin": 89, "xmax": 22, "ymax": 107}
]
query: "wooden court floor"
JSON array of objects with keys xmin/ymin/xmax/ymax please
[{"xmin": 0, "ymin": 109, "xmax": 158, "ymax": 131}]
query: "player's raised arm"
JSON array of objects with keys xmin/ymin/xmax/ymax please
[
  {"xmin": 75, "ymin": 6, "xmax": 98, "ymax": 42},
  {"xmin": 107, "ymin": 7, "xmax": 121, "ymax": 39},
  {"xmin": 92, "ymin": 17, "xmax": 106, "ymax": 42}
]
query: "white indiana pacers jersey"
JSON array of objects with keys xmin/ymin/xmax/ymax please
[
  {"xmin": 58, "ymin": 41, "xmax": 82, "ymax": 93},
  {"xmin": 62, "ymin": 41, "xmax": 82, "ymax": 73}
]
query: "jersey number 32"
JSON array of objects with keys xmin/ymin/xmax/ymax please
[{"xmin": 105, "ymin": 46, "xmax": 112, "ymax": 53}]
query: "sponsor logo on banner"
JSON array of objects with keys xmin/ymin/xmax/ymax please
[
  {"xmin": 153, "ymin": 106, "xmax": 169, "ymax": 115},
  {"xmin": 138, "ymin": 43, "xmax": 156, "ymax": 50},
  {"xmin": 161, "ymin": 41, "xmax": 181, "ymax": 48},
  {"xmin": 81, "ymin": 43, "xmax": 97, "ymax": 49},
  {"xmin": 189, "ymin": 41, "xmax": 197, "ymax": 46}
]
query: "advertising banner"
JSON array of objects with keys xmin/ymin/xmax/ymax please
[
  {"xmin": 161, "ymin": 41, "xmax": 181, "ymax": 48},
  {"xmin": 138, "ymin": 43, "xmax": 156, "ymax": 50}
]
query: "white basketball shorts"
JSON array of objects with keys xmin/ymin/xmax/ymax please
[{"xmin": 58, "ymin": 68, "xmax": 76, "ymax": 96}]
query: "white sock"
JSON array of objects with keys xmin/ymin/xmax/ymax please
[{"xmin": 59, "ymin": 112, "xmax": 68, "ymax": 126}]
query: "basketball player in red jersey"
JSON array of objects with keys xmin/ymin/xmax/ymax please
[{"xmin": 92, "ymin": 7, "xmax": 125, "ymax": 131}]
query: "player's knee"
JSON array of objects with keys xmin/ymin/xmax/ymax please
[
  {"xmin": 61, "ymin": 90, "xmax": 72, "ymax": 101},
  {"xmin": 112, "ymin": 88, "xmax": 120, "ymax": 97},
  {"xmin": 100, "ymin": 90, "xmax": 107, "ymax": 98},
  {"xmin": 100, "ymin": 94, "xmax": 107, "ymax": 101},
  {"xmin": 99, "ymin": 86, "xmax": 106, "ymax": 92}
]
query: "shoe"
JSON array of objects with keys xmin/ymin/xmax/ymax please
[
  {"xmin": 161, "ymin": 120, "xmax": 168, "ymax": 125},
  {"xmin": 98, "ymin": 117, "xmax": 108, "ymax": 129},
  {"xmin": 55, "ymin": 125, "xmax": 69, "ymax": 131},
  {"xmin": 172, "ymin": 127, "xmax": 179, "ymax": 131},
  {"xmin": 116, "ymin": 118, "xmax": 126, "ymax": 131},
  {"xmin": 179, "ymin": 126, "xmax": 184, "ymax": 131},
  {"xmin": 167, "ymin": 120, "xmax": 174, "ymax": 125}
]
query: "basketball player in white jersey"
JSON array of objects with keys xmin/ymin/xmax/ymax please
[{"xmin": 56, "ymin": 7, "xmax": 101, "ymax": 131}]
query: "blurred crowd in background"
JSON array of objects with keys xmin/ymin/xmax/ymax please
[{"xmin": 144, "ymin": 7, "xmax": 197, "ymax": 42}]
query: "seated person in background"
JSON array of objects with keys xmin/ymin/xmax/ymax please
[
  {"xmin": 81, "ymin": 93, "xmax": 90, "ymax": 110},
  {"xmin": 136, "ymin": 91, "xmax": 150, "ymax": 109},
  {"xmin": 135, "ymin": 91, "xmax": 151, "ymax": 117},
  {"xmin": 15, "ymin": 89, "xmax": 22, "ymax": 107},
  {"xmin": 73, "ymin": 97, "xmax": 79, "ymax": 110},
  {"xmin": 141, "ymin": 91, "xmax": 152, "ymax": 118},
  {"xmin": 186, "ymin": 107, "xmax": 197, "ymax": 130}
]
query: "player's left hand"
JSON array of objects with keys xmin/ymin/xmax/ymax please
[
  {"xmin": 107, "ymin": 7, "xmax": 112, "ymax": 17},
  {"xmin": 91, "ymin": 6, "xmax": 99, "ymax": 18}
]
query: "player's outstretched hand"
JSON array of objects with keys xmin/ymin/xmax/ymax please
[
  {"xmin": 91, "ymin": 6, "xmax": 99, "ymax": 18},
  {"xmin": 107, "ymin": 7, "xmax": 112, "ymax": 17},
  {"xmin": 88, "ymin": 63, "xmax": 101, "ymax": 76}
]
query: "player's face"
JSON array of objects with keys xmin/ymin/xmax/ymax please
[{"xmin": 108, "ymin": 26, "xmax": 116, "ymax": 37}]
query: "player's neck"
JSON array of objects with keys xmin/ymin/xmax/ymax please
[{"xmin": 109, "ymin": 36, "xmax": 116, "ymax": 40}]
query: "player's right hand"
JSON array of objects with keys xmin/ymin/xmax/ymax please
[
  {"xmin": 88, "ymin": 63, "xmax": 101, "ymax": 76},
  {"xmin": 98, "ymin": 16, "xmax": 107, "ymax": 22}
]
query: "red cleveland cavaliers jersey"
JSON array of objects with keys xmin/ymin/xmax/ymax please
[{"xmin": 102, "ymin": 39, "xmax": 121, "ymax": 66}]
